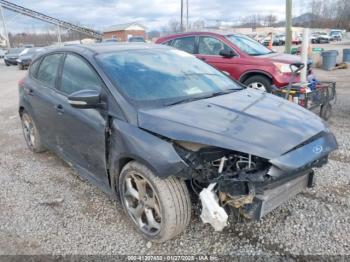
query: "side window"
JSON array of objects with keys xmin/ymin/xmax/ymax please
[
  {"xmin": 162, "ymin": 40, "xmax": 172, "ymax": 46},
  {"xmin": 29, "ymin": 58, "xmax": 41, "ymax": 78},
  {"xmin": 60, "ymin": 54, "xmax": 101, "ymax": 95},
  {"xmin": 198, "ymin": 36, "xmax": 232, "ymax": 56},
  {"xmin": 171, "ymin": 36, "xmax": 195, "ymax": 54},
  {"xmin": 36, "ymin": 54, "xmax": 63, "ymax": 88}
]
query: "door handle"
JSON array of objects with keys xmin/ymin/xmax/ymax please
[
  {"xmin": 55, "ymin": 104, "xmax": 64, "ymax": 114},
  {"xmin": 26, "ymin": 88, "xmax": 34, "ymax": 96}
]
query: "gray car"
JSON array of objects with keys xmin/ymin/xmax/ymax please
[
  {"xmin": 17, "ymin": 47, "xmax": 46, "ymax": 70},
  {"xmin": 19, "ymin": 44, "xmax": 337, "ymax": 242},
  {"xmin": 4, "ymin": 47, "xmax": 25, "ymax": 66}
]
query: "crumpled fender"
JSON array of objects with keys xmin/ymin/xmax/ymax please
[{"xmin": 109, "ymin": 119, "xmax": 189, "ymax": 179}]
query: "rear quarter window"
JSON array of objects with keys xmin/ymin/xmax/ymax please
[
  {"xmin": 29, "ymin": 59, "xmax": 41, "ymax": 78},
  {"xmin": 36, "ymin": 54, "xmax": 63, "ymax": 89}
]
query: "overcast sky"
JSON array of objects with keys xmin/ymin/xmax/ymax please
[{"xmin": 2, "ymin": 0, "xmax": 307, "ymax": 33}]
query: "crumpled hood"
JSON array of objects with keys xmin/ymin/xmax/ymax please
[{"xmin": 138, "ymin": 89, "xmax": 330, "ymax": 160}]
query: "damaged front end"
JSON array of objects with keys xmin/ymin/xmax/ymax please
[{"xmin": 174, "ymin": 131, "xmax": 337, "ymax": 230}]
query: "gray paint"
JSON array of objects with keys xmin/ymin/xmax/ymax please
[{"xmin": 19, "ymin": 44, "xmax": 338, "ymax": 197}]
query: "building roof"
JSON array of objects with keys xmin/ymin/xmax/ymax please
[{"xmin": 103, "ymin": 22, "xmax": 147, "ymax": 33}]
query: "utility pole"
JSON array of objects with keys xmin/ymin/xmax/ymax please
[
  {"xmin": 285, "ymin": 0, "xmax": 292, "ymax": 54},
  {"xmin": 180, "ymin": 0, "xmax": 183, "ymax": 32},
  {"xmin": 57, "ymin": 25, "xmax": 62, "ymax": 45},
  {"xmin": 186, "ymin": 0, "xmax": 189, "ymax": 32},
  {"xmin": 0, "ymin": 5, "xmax": 10, "ymax": 48}
]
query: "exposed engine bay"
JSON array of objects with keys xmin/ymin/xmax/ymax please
[{"xmin": 174, "ymin": 141, "xmax": 322, "ymax": 230}]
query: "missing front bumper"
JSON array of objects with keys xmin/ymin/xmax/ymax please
[{"xmin": 240, "ymin": 171, "xmax": 314, "ymax": 220}]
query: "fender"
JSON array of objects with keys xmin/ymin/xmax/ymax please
[
  {"xmin": 108, "ymin": 119, "xmax": 189, "ymax": 195},
  {"xmin": 239, "ymin": 70, "xmax": 273, "ymax": 82}
]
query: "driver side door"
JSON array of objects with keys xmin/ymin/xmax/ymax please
[{"xmin": 55, "ymin": 53, "xmax": 109, "ymax": 185}]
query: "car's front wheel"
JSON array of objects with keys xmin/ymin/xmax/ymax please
[
  {"xmin": 21, "ymin": 111, "xmax": 46, "ymax": 153},
  {"xmin": 119, "ymin": 161, "xmax": 191, "ymax": 242},
  {"xmin": 243, "ymin": 75, "xmax": 272, "ymax": 93}
]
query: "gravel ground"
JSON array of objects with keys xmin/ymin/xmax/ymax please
[{"xmin": 0, "ymin": 46, "xmax": 349, "ymax": 257}]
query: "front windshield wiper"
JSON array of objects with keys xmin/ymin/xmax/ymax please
[{"xmin": 165, "ymin": 88, "xmax": 240, "ymax": 106}]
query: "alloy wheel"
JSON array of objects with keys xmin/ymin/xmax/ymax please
[
  {"xmin": 22, "ymin": 115, "xmax": 35, "ymax": 149},
  {"xmin": 122, "ymin": 172, "xmax": 162, "ymax": 236}
]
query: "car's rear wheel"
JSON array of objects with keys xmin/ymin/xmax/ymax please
[
  {"xmin": 243, "ymin": 75, "xmax": 272, "ymax": 93},
  {"xmin": 21, "ymin": 111, "xmax": 46, "ymax": 153},
  {"xmin": 119, "ymin": 161, "xmax": 191, "ymax": 242}
]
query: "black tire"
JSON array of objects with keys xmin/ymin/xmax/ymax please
[
  {"xmin": 20, "ymin": 111, "xmax": 46, "ymax": 153},
  {"xmin": 243, "ymin": 75, "xmax": 272, "ymax": 93},
  {"xmin": 119, "ymin": 161, "xmax": 191, "ymax": 242},
  {"xmin": 5, "ymin": 63, "xmax": 10, "ymax": 66}
]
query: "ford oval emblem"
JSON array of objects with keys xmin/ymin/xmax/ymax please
[{"xmin": 313, "ymin": 145, "xmax": 323, "ymax": 154}]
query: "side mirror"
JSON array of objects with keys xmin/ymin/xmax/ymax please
[
  {"xmin": 219, "ymin": 49, "xmax": 235, "ymax": 58},
  {"xmin": 68, "ymin": 89, "xmax": 102, "ymax": 109}
]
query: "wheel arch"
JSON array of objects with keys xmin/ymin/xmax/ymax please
[
  {"xmin": 110, "ymin": 154, "xmax": 171, "ymax": 197},
  {"xmin": 239, "ymin": 70, "xmax": 273, "ymax": 84}
]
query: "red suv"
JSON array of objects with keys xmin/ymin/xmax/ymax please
[{"xmin": 156, "ymin": 32, "xmax": 304, "ymax": 92}]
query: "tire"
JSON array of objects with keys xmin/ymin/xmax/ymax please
[
  {"xmin": 119, "ymin": 161, "xmax": 191, "ymax": 242},
  {"xmin": 18, "ymin": 64, "xmax": 23, "ymax": 70},
  {"xmin": 5, "ymin": 63, "xmax": 10, "ymax": 66},
  {"xmin": 243, "ymin": 75, "xmax": 272, "ymax": 93},
  {"xmin": 20, "ymin": 111, "xmax": 46, "ymax": 153}
]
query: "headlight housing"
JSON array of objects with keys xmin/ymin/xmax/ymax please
[{"xmin": 273, "ymin": 62, "xmax": 298, "ymax": 73}]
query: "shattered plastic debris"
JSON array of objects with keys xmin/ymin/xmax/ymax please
[{"xmin": 199, "ymin": 183, "xmax": 228, "ymax": 231}]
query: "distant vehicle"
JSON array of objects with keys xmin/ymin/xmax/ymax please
[
  {"xmin": 313, "ymin": 32, "xmax": 331, "ymax": 44},
  {"xmin": 310, "ymin": 34, "xmax": 318, "ymax": 44},
  {"xmin": 330, "ymin": 31, "xmax": 342, "ymax": 41},
  {"xmin": 102, "ymin": 38, "xmax": 118, "ymax": 43},
  {"xmin": 17, "ymin": 47, "xmax": 46, "ymax": 70},
  {"xmin": 156, "ymin": 32, "xmax": 309, "ymax": 92},
  {"xmin": 262, "ymin": 35, "xmax": 284, "ymax": 46},
  {"xmin": 21, "ymin": 44, "xmax": 35, "ymax": 48},
  {"xmin": 292, "ymin": 35, "xmax": 302, "ymax": 45},
  {"xmin": 276, "ymin": 34, "xmax": 286, "ymax": 45},
  {"xmin": 0, "ymin": 49, "xmax": 7, "ymax": 58},
  {"xmin": 4, "ymin": 48, "xmax": 25, "ymax": 66},
  {"xmin": 128, "ymin": 36, "xmax": 146, "ymax": 43}
]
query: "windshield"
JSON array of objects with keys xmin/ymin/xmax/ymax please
[
  {"xmin": 226, "ymin": 35, "xmax": 273, "ymax": 56},
  {"xmin": 97, "ymin": 48, "xmax": 242, "ymax": 107},
  {"xmin": 8, "ymin": 48, "xmax": 23, "ymax": 54}
]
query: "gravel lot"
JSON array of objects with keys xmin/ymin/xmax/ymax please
[{"xmin": 0, "ymin": 44, "xmax": 349, "ymax": 256}]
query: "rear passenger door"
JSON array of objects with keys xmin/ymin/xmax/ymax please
[
  {"xmin": 25, "ymin": 53, "xmax": 64, "ymax": 147},
  {"xmin": 55, "ymin": 53, "xmax": 108, "ymax": 184},
  {"xmin": 196, "ymin": 36, "xmax": 240, "ymax": 79},
  {"xmin": 170, "ymin": 36, "xmax": 196, "ymax": 54}
]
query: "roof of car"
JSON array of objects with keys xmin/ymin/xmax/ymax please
[
  {"xmin": 156, "ymin": 31, "xmax": 242, "ymax": 42},
  {"xmin": 43, "ymin": 43, "xmax": 170, "ymax": 56}
]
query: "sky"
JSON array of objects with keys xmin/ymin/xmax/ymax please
[{"xmin": 1, "ymin": 0, "xmax": 307, "ymax": 33}]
